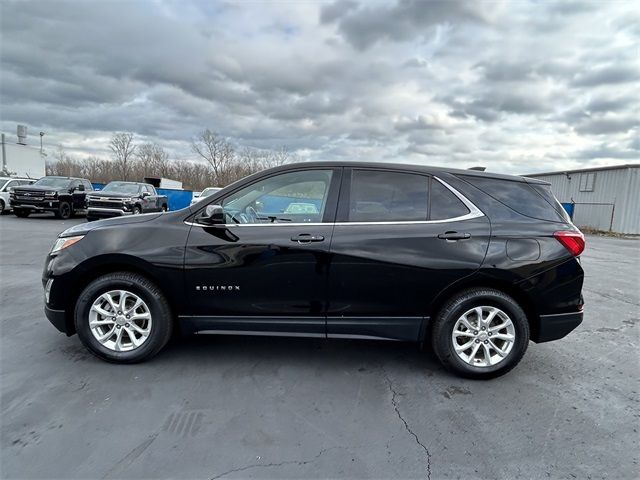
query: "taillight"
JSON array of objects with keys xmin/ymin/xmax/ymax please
[{"xmin": 554, "ymin": 230, "xmax": 585, "ymax": 256}]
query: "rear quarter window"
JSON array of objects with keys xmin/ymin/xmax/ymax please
[
  {"xmin": 430, "ymin": 179, "xmax": 470, "ymax": 220},
  {"xmin": 458, "ymin": 175, "xmax": 569, "ymax": 223}
]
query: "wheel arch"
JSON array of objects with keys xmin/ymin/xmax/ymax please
[
  {"xmin": 63, "ymin": 254, "xmax": 176, "ymax": 335},
  {"xmin": 426, "ymin": 274, "xmax": 540, "ymax": 341}
]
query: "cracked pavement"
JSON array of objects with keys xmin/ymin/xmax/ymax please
[{"xmin": 1, "ymin": 216, "xmax": 638, "ymax": 479}]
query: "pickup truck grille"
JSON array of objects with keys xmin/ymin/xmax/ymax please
[
  {"xmin": 16, "ymin": 194, "xmax": 44, "ymax": 201},
  {"xmin": 88, "ymin": 200, "xmax": 123, "ymax": 208}
]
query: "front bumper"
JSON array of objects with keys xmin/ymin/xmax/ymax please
[
  {"xmin": 534, "ymin": 311, "xmax": 583, "ymax": 343},
  {"xmin": 87, "ymin": 207, "xmax": 132, "ymax": 218},
  {"xmin": 45, "ymin": 304, "xmax": 69, "ymax": 334},
  {"xmin": 10, "ymin": 200, "xmax": 60, "ymax": 212}
]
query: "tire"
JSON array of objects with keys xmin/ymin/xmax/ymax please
[
  {"xmin": 74, "ymin": 272, "xmax": 173, "ymax": 363},
  {"xmin": 0, "ymin": 200, "xmax": 5, "ymax": 214},
  {"xmin": 432, "ymin": 288, "xmax": 529, "ymax": 380},
  {"xmin": 132, "ymin": 206, "xmax": 142, "ymax": 215},
  {"xmin": 161, "ymin": 205, "xmax": 167, "ymax": 212},
  {"xmin": 14, "ymin": 208, "xmax": 30, "ymax": 218},
  {"xmin": 55, "ymin": 201, "xmax": 72, "ymax": 219}
]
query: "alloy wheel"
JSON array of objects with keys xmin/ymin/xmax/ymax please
[
  {"xmin": 88, "ymin": 290, "xmax": 152, "ymax": 352},
  {"xmin": 451, "ymin": 306, "xmax": 515, "ymax": 367}
]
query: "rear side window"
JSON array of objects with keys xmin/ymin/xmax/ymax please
[
  {"xmin": 349, "ymin": 170, "xmax": 428, "ymax": 222},
  {"xmin": 459, "ymin": 175, "xmax": 568, "ymax": 222},
  {"xmin": 430, "ymin": 179, "xmax": 470, "ymax": 220}
]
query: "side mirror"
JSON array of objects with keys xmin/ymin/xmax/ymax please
[
  {"xmin": 141, "ymin": 192, "xmax": 150, "ymax": 198},
  {"xmin": 78, "ymin": 184, "xmax": 85, "ymax": 191},
  {"xmin": 198, "ymin": 204, "xmax": 225, "ymax": 225}
]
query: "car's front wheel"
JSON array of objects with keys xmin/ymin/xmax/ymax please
[
  {"xmin": 432, "ymin": 288, "xmax": 529, "ymax": 379},
  {"xmin": 74, "ymin": 272, "xmax": 173, "ymax": 363},
  {"xmin": 55, "ymin": 201, "xmax": 72, "ymax": 219}
]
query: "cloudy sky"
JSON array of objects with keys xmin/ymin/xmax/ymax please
[{"xmin": 1, "ymin": 0, "xmax": 638, "ymax": 174}]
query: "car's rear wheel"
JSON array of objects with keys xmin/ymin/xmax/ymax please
[
  {"xmin": 14, "ymin": 208, "xmax": 30, "ymax": 218},
  {"xmin": 74, "ymin": 272, "xmax": 173, "ymax": 363},
  {"xmin": 432, "ymin": 288, "xmax": 529, "ymax": 379},
  {"xmin": 55, "ymin": 201, "xmax": 72, "ymax": 219}
]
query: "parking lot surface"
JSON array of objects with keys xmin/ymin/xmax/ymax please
[{"xmin": 1, "ymin": 214, "xmax": 638, "ymax": 479}]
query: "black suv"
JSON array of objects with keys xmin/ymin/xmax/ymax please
[
  {"xmin": 11, "ymin": 176, "xmax": 93, "ymax": 219},
  {"xmin": 43, "ymin": 162, "xmax": 584, "ymax": 378}
]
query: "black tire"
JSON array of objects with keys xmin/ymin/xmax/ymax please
[
  {"xmin": 161, "ymin": 204, "xmax": 167, "ymax": 212},
  {"xmin": 432, "ymin": 288, "xmax": 529, "ymax": 379},
  {"xmin": 132, "ymin": 205, "xmax": 142, "ymax": 215},
  {"xmin": 0, "ymin": 199, "xmax": 5, "ymax": 214},
  {"xmin": 55, "ymin": 201, "xmax": 72, "ymax": 219},
  {"xmin": 14, "ymin": 208, "xmax": 30, "ymax": 218},
  {"xmin": 74, "ymin": 272, "xmax": 173, "ymax": 363}
]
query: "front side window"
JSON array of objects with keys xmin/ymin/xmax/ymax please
[
  {"xmin": 348, "ymin": 170, "xmax": 429, "ymax": 222},
  {"xmin": 221, "ymin": 170, "xmax": 334, "ymax": 224},
  {"xmin": 2, "ymin": 180, "xmax": 18, "ymax": 191}
]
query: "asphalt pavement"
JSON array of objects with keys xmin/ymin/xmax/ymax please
[{"xmin": 1, "ymin": 213, "xmax": 638, "ymax": 479}]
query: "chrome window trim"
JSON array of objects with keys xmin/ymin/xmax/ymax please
[{"xmin": 186, "ymin": 175, "xmax": 484, "ymax": 228}]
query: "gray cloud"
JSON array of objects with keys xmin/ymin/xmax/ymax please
[
  {"xmin": 0, "ymin": 0, "xmax": 638, "ymax": 172},
  {"xmin": 320, "ymin": 0, "xmax": 490, "ymax": 50},
  {"xmin": 572, "ymin": 65, "xmax": 639, "ymax": 87}
]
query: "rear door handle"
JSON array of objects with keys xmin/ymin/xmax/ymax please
[
  {"xmin": 437, "ymin": 231, "xmax": 471, "ymax": 241},
  {"xmin": 291, "ymin": 234, "xmax": 325, "ymax": 243}
]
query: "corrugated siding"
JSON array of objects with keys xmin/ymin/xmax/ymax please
[{"xmin": 528, "ymin": 166, "xmax": 639, "ymax": 234}]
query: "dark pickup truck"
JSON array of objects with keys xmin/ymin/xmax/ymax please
[
  {"xmin": 10, "ymin": 176, "xmax": 93, "ymax": 219},
  {"xmin": 86, "ymin": 181, "xmax": 168, "ymax": 221}
]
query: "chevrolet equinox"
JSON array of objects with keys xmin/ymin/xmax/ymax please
[{"xmin": 43, "ymin": 162, "xmax": 585, "ymax": 379}]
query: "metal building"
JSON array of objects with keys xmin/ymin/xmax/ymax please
[{"xmin": 525, "ymin": 164, "xmax": 639, "ymax": 235}]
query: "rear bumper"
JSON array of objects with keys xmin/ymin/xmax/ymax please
[
  {"xmin": 533, "ymin": 311, "xmax": 583, "ymax": 343},
  {"xmin": 44, "ymin": 305, "xmax": 70, "ymax": 335}
]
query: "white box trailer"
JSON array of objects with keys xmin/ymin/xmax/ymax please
[
  {"xmin": 1, "ymin": 133, "xmax": 45, "ymax": 179},
  {"xmin": 143, "ymin": 176, "xmax": 183, "ymax": 190}
]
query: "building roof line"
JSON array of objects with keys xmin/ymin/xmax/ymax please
[{"xmin": 525, "ymin": 163, "xmax": 639, "ymax": 177}]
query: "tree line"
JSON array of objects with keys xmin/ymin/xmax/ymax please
[{"xmin": 46, "ymin": 130, "xmax": 296, "ymax": 191}]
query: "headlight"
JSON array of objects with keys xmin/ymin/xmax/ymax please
[
  {"xmin": 45, "ymin": 191, "xmax": 57, "ymax": 197},
  {"xmin": 51, "ymin": 235, "xmax": 84, "ymax": 254}
]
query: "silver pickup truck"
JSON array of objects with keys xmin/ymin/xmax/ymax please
[{"xmin": 86, "ymin": 181, "xmax": 168, "ymax": 221}]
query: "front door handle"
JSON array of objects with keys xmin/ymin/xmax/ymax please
[
  {"xmin": 291, "ymin": 234, "xmax": 325, "ymax": 243},
  {"xmin": 437, "ymin": 231, "xmax": 471, "ymax": 241}
]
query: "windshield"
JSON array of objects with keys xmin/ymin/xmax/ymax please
[
  {"xmin": 0, "ymin": 180, "xmax": 8, "ymax": 191},
  {"xmin": 34, "ymin": 177, "xmax": 71, "ymax": 188},
  {"xmin": 102, "ymin": 182, "xmax": 141, "ymax": 194}
]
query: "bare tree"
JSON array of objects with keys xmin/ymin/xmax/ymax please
[
  {"xmin": 151, "ymin": 144, "xmax": 171, "ymax": 178},
  {"xmin": 267, "ymin": 145, "xmax": 296, "ymax": 168},
  {"xmin": 135, "ymin": 143, "xmax": 155, "ymax": 177},
  {"xmin": 191, "ymin": 130, "xmax": 235, "ymax": 185},
  {"xmin": 109, "ymin": 133, "xmax": 136, "ymax": 180}
]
